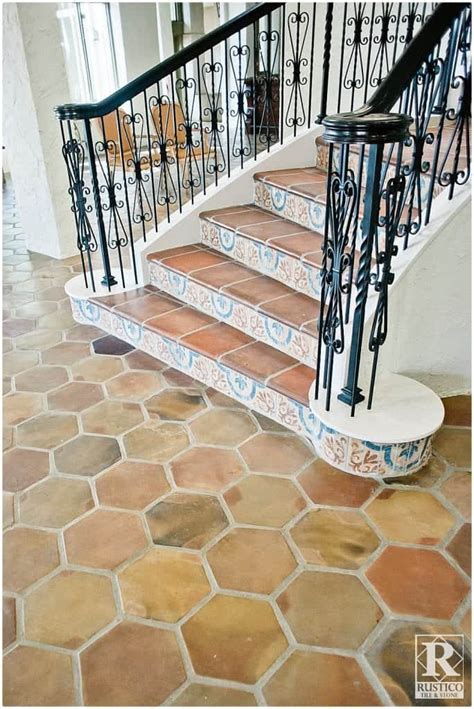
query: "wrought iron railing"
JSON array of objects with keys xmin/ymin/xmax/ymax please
[
  {"xmin": 315, "ymin": 2, "xmax": 471, "ymax": 415},
  {"xmin": 55, "ymin": 2, "xmax": 437, "ymax": 291}
]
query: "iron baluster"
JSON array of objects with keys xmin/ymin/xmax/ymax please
[
  {"xmin": 84, "ymin": 118, "xmax": 116, "ymax": 288},
  {"xmin": 143, "ymin": 88, "xmax": 158, "ymax": 232},
  {"xmin": 316, "ymin": 2, "xmax": 333, "ymax": 124},
  {"xmin": 114, "ymin": 108, "xmax": 138, "ymax": 284},
  {"xmin": 307, "ymin": 4, "xmax": 317, "ymax": 129},
  {"xmin": 170, "ymin": 76, "xmax": 183, "ymax": 214}
]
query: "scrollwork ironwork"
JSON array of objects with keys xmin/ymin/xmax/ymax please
[
  {"xmin": 62, "ymin": 137, "xmax": 98, "ymax": 255},
  {"xmin": 285, "ymin": 6, "xmax": 310, "ymax": 130}
]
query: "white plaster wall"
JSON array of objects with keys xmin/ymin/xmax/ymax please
[
  {"xmin": 3, "ymin": 3, "xmax": 76, "ymax": 259},
  {"xmin": 119, "ymin": 3, "xmax": 160, "ymax": 82}
]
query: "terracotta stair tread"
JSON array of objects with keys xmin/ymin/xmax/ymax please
[
  {"xmin": 91, "ymin": 285, "xmax": 313, "ymax": 405},
  {"xmin": 254, "ymin": 167, "xmax": 327, "ymax": 202},
  {"xmin": 146, "ymin": 244, "xmax": 320, "ymax": 335},
  {"xmin": 198, "ymin": 205, "xmax": 325, "ymax": 268}
]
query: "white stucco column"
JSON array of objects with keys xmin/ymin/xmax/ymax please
[{"xmin": 2, "ymin": 3, "xmax": 77, "ymax": 259}]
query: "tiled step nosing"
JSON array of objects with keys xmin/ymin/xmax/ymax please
[
  {"xmin": 147, "ymin": 251, "xmax": 319, "ymax": 367},
  {"xmin": 199, "ymin": 213, "xmax": 324, "ymax": 300},
  {"xmin": 73, "ymin": 290, "xmax": 316, "ymax": 439}
]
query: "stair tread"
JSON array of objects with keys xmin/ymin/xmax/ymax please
[
  {"xmin": 91, "ymin": 285, "xmax": 313, "ymax": 405},
  {"xmin": 254, "ymin": 166, "xmax": 327, "ymax": 202},
  {"xmin": 198, "ymin": 205, "xmax": 325, "ymax": 268},
  {"xmin": 147, "ymin": 244, "xmax": 320, "ymax": 334}
]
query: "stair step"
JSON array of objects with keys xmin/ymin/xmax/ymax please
[
  {"xmin": 147, "ymin": 244, "xmax": 319, "ymax": 366},
  {"xmin": 199, "ymin": 205, "xmax": 324, "ymax": 299},
  {"xmin": 73, "ymin": 285, "xmax": 315, "ymax": 438},
  {"xmin": 254, "ymin": 167, "xmax": 328, "ymax": 232}
]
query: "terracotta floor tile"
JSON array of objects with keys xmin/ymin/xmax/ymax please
[
  {"xmin": 97, "ymin": 460, "xmax": 170, "ymax": 510},
  {"xmin": 24, "ymin": 570, "xmax": 116, "ymax": 649},
  {"xmin": 3, "ymin": 646, "xmax": 76, "ymax": 706},
  {"xmin": 163, "ymin": 249, "xmax": 227, "ymax": 274},
  {"xmin": 66, "ymin": 323, "xmax": 104, "ymax": 342},
  {"xmin": 254, "ymin": 411, "xmax": 288, "ymax": 432},
  {"xmin": 367, "ymin": 620, "xmax": 469, "ymax": 706},
  {"xmin": 105, "ymin": 370, "xmax": 162, "ymax": 400},
  {"xmin": 182, "ymin": 594, "xmax": 287, "ymax": 683},
  {"xmin": 171, "ymin": 447, "xmax": 245, "ymax": 491},
  {"xmin": 3, "ymin": 427, "xmax": 13, "ymax": 452},
  {"xmin": 183, "ymin": 322, "xmax": 253, "ymax": 358},
  {"xmin": 239, "ymin": 432, "xmax": 314, "ymax": 474},
  {"xmin": 65, "ymin": 509, "xmax": 147, "ymax": 569},
  {"xmin": 81, "ymin": 621, "xmax": 186, "ymax": 706},
  {"xmin": 172, "ymin": 683, "xmax": 257, "ymax": 706},
  {"xmin": 443, "ymin": 394, "xmax": 471, "ymax": 426},
  {"xmin": 72, "ymin": 355, "xmax": 124, "ymax": 382},
  {"xmin": 146, "ymin": 492, "xmax": 228, "ymax": 549},
  {"xmin": 278, "ymin": 570, "xmax": 382, "ymax": 648},
  {"xmin": 224, "ymin": 275, "xmax": 293, "ymax": 305},
  {"xmin": 3, "ymin": 493, "xmax": 14, "ymax": 529},
  {"xmin": 3, "ymin": 318, "xmax": 35, "ymax": 337},
  {"xmin": 4, "ymin": 391, "xmax": 43, "ymax": 425},
  {"xmin": 3, "ymin": 447, "xmax": 50, "ymax": 492},
  {"xmin": 224, "ymin": 474, "xmax": 306, "ymax": 526},
  {"xmin": 269, "ymin": 364, "xmax": 314, "ymax": 405},
  {"xmin": 433, "ymin": 427, "xmax": 471, "ymax": 468},
  {"xmin": 190, "ymin": 408, "xmax": 257, "ymax": 446},
  {"xmin": 366, "ymin": 489, "xmax": 455, "ymax": 545},
  {"xmin": 17, "ymin": 413, "xmax": 78, "ymax": 449},
  {"xmin": 82, "ymin": 399, "xmax": 144, "ymax": 436},
  {"xmin": 263, "ymin": 650, "xmax": 381, "ymax": 706},
  {"xmin": 16, "ymin": 301, "xmax": 57, "ymax": 318},
  {"xmin": 147, "ymin": 306, "xmax": 214, "ymax": 338},
  {"xmin": 221, "ymin": 341, "xmax": 296, "ymax": 382},
  {"xmin": 460, "ymin": 607, "xmax": 471, "ymax": 639},
  {"xmin": 42, "ymin": 341, "xmax": 91, "ymax": 365},
  {"xmin": 191, "ymin": 261, "xmax": 255, "ymax": 289},
  {"xmin": 3, "ymin": 350, "xmax": 39, "ymax": 376},
  {"xmin": 46, "ymin": 381, "xmax": 103, "ymax": 412},
  {"xmin": 114, "ymin": 292, "xmax": 181, "ymax": 322},
  {"xmin": 3, "ymin": 527, "xmax": 59, "ymax": 592},
  {"xmin": 260, "ymin": 292, "xmax": 319, "ymax": 329},
  {"xmin": 299, "ymin": 458, "xmax": 379, "ymax": 506},
  {"xmin": 20, "ymin": 477, "xmax": 93, "ymax": 528},
  {"xmin": 16, "ymin": 328, "xmax": 62, "ymax": 351},
  {"xmin": 163, "ymin": 367, "xmax": 203, "ymax": 388},
  {"xmin": 55, "ymin": 434, "xmax": 121, "ymax": 476},
  {"xmin": 119, "ymin": 547, "xmax": 210, "ymax": 622},
  {"xmin": 92, "ymin": 334, "xmax": 135, "ymax": 355},
  {"xmin": 291, "ymin": 509, "xmax": 380, "ymax": 569},
  {"xmin": 208, "ymin": 527, "xmax": 297, "ymax": 593},
  {"xmin": 3, "ymin": 596, "xmax": 16, "ymax": 648},
  {"xmin": 125, "ymin": 349, "xmax": 166, "ymax": 371},
  {"xmin": 145, "ymin": 389, "xmax": 207, "ymax": 421},
  {"xmin": 366, "ymin": 546, "xmax": 469, "ymax": 619},
  {"xmin": 442, "ymin": 471, "xmax": 472, "ymax": 520},
  {"xmin": 447, "ymin": 523, "xmax": 471, "ymax": 576},
  {"xmin": 124, "ymin": 420, "xmax": 189, "ymax": 462}
]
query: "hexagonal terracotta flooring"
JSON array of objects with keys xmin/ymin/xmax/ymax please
[{"xmin": 2, "ymin": 186, "xmax": 471, "ymax": 706}]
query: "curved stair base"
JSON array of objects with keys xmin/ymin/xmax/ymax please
[{"xmin": 309, "ymin": 374, "xmax": 445, "ymax": 478}]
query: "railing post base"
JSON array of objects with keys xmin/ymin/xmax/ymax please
[
  {"xmin": 101, "ymin": 274, "xmax": 118, "ymax": 288},
  {"xmin": 338, "ymin": 385, "xmax": 364, "ymax": 407}
]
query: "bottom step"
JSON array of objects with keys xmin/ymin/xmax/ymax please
[{"xmin": 66, "ymin": 277, "xmax": 441, "ymax": 479}]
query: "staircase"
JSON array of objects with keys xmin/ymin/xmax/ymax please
[{"xmin": 58, "ymin": 2, "xmax": 471, "ymax": 479}]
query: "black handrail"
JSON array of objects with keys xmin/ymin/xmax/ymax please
[
  {"xmin": 55, "ymin": 2, "xmax": 284, "ymax": 121},
  {"xmin": 322, "ymin": 2, "xmax": 468, "ymax": 143}
]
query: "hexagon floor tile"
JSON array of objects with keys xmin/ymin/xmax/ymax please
[{"xmin": 2, "ymin": 184, "xmax": 471, "ymax": 707}]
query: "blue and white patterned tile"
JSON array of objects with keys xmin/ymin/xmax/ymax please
[{"xmin": 200, "ymin": 220, "xmax": 323, "ymax": 300}]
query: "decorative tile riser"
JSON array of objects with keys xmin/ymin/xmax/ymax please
[
  {"xmin": 200, "ymin": 219, "xmax": 323, "ymax": 300},
  {"xmin": 148, "ymin": 261, "xmax": 318, "ymax": 367},
  {"xmin": 70, "ymin": 294, "xmax": 434, "ymax": 480},
  {"xmin": 254, "ymin": 180, "xmax": 327, "ymax": 234}
]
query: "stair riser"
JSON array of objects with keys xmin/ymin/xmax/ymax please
[
  {"xmin": 69, "ymin": 292, "xmax": 435, "ymax": 480},
  {"xmin": 149, "ymin": 262, "xmax": 318, "ymax": 367},
  {"xmin": 254, "ymin": 179, "xmax": 327, "ymax": 233},
  {"xmin": 200, "ymin": 219, "xmax": 323, "ymax": 300}
]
